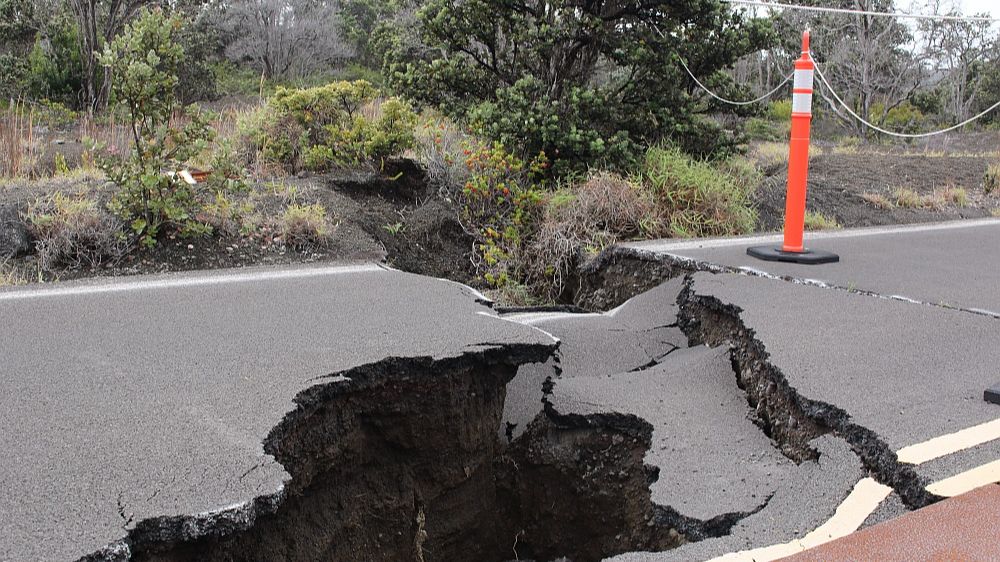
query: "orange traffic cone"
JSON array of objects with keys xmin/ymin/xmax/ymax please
[{"xmin": 748, "ymin": 31, "xmax": 839, "ymax": 265}]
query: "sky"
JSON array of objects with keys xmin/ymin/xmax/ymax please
[{"xmin": 959, "ymin": 0, "xmax": 1000, "ymax": 17}]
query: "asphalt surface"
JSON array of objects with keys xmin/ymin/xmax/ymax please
[
  {"xmin": 687, "ymin": 271, "xmax": 1000, "ymax": 451},
  {"xmin": 0, "ymin": 263, "xmax": 555, "ymax": 561},
  {"xmin": 548, "ymin": 345, "xmax": 800, "ymax": 521},
  {"xmin": 607, "ymin": 436, "xmax": 862, "ymax": 562},
  {"xmin": 500, "ymin": 278, "xmax": 686, "ymax": 440},
  {"xmin": 627, "ymin": 218, "xmax": 1000, "ymax": 316},
  {"xmin": 498, "ymin": 277, "xmax": 864, "ymax": 561}
]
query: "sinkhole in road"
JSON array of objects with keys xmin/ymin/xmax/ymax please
[
  {"xmin": 117, "ymin": 347, "xmax": 682, "ymax": 562},
  {"xmin": 105, "ymin": 259, "xmax": 933, "ymax": 562}
]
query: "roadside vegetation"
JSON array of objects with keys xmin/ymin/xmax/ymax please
[{"xmin": 1, "ymin": 0, "xmax": 999, "ymax": 304}]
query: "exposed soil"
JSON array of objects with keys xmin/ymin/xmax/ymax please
[
  {"xmin": 85, "ymin": 341, "xmax": 694, "ymax": 562},
  {"xmin": 755, "ymin": 144, "xmax": 999, "ymax": 231},
  {"xmin": 0, "ymin": 159, "xmax": 477, "ymax": 286},
  {"xmin": 676, "ymin": 276, "xmax": 937, "ymax": 510}
]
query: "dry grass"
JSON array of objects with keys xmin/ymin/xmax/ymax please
[
  {"xmin": 892, "ymin": 185, "xmax": 968, "ymax": 210},
  {"xmin": 0, "ymin": 260, "xmax": 27, "ymax": 287},
  {"xmin": 414, "ymin": 111, "xmax": 472, "ymax": 196},
  {"xmin": 992, "ymin": 208, "xmax": 1000, "ymax": 218},
  {"xmin": 525, "ymin": 172, "xmax": 656, "ymax": 299},
  {"xmin": 0, "ymin": 100, "xmax": 39, "ymax": 178},
  {"xmin": 748, "ymin": 142, "xmax": 788, "ymax": 174},
  {"xmin": 803, "ymin": 211, "xmax": 841, "ymax": 231},
  {"xmin": 861, "ymin": 192, "xmax": 894, "ymax": 209},
  {"xmin": 893, "ymin": 187, "xmax": 927, "ymax": 209},
  {"xmin": 984, "ymin": 163, "xmax": 1000, "ymax": 195},
  {"xmin": 25, "ymin": 192, "xmax": 128, "ymax": 270},
  {"xmin": 279, "ymin": 203, "xmax": 335, "ymax": 250},
  {"xmin": 934, "ymin": 185, "xmax": 969, "ymax": 207}
]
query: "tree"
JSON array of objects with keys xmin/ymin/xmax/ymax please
[
  {"xmin": 223, "ymin": 0, "xmax": 351, "ymax": 80},
  {"xmin": 378, "ymin": 0, "xmax": 774, "ymax": 174},
  {"xmin": 919, "ymin": 0, "xmax": 998, "ymax": 122},
  {"xmin": 337, "ymin": 0, "xmax": 403, "ymax": 67},
  {"xmin": 67, "ymin": 0, "xmax": 158, "ymax": 112},
  {"xmin": 97, "ymin": 7, "xmax": 215, "ymax": 247},
  {"xmin": 773, "ymin": 0, "xmax": 923, "ymax": 140}
]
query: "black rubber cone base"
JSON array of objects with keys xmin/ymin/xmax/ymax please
[
  {"xmin": 985, "ymin": 383, "xmax": 1000, "ymax": 405},
  {"xmin": 747, "ymin": 245, "xmax": 840, "ymax": 265}
]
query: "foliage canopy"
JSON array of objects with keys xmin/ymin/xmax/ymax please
[{"xmin": 378, "ymin": 0, "xmax": 774, "ymax": 174}]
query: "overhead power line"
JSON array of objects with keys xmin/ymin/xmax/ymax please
[
  {"xmin": 813, "ymin": 61, "xmax": 1000, "ymax": 138},
  {"xmin": 679, "ymin": 58, "xmax": 793, "ymax": 106},
  {"xmin": 720, "ymin": 0, "xmax": 1000, "ymax": 23}
]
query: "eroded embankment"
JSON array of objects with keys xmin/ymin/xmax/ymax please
[
  {"xmin": 676, "ymin": 277, "xmax": 937, "ymax": 509},
  {"xmin": 86, "ymin": 341, "xmax": 691, "ymax": 562}
]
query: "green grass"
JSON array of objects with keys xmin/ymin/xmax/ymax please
[{"xmin": 643, "ymin": 146, "xmax": 757, "ymax": 238}]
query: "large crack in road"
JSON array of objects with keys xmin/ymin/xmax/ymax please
[{"xmin": 8, "ymin": 227, "xmax": 1000, "ymax": 561}]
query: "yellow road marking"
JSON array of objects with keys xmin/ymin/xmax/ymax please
[
  {"xmin": 926, "ymin": 459, "xmax": 1000, "ymax": 497},
  {"xmin": 705, "ymin": 478, "xmax": 892, "ymax": 562},
  {"xmin": 706, "ymin": 417, "xmax": 1000, "ymax": 561},
  {"xmin": 897, "ymin": 418, "xmax": 1000, "ymax": 465}
]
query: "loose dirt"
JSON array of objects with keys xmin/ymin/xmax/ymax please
[{"xmin": 755, "ymin": 146, "xmax": 998, "ymax": 231}]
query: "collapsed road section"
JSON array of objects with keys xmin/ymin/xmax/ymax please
[
  {"xmin": 678, "ymin": 271, "xmax": 1000, "ymax": 508},
  {"xmin": 7, "ymin": 219, "xmax": 1000, "ymax": 562},
  {"xmin": 0, "ymin": 264, "xmax": 567, "ymax": 561}
]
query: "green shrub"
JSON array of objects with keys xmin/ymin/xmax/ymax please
[
  {"xmin": 96, "ymin": 8, "xmax": 216, "ymax": 248},
  {"xmin": 25, "ymin": 20, "xmax": 83, "ymax": 106},
  {"xmin": 379, "ymin": 0, "xmax": 772, "ymax": 176},
  {"xmin": 198, "ymin": 191, "xmax": 255, "ymax": 237},
  {"xmin": 0, "ymin": 53, "xmax": 28, "ymax": 98},
  {"xmin": 642, "ymin": 146, "xmax": 757, "ymax": 238},
  {"xmin": 457, "ymin": 143, "xmax": 547, "ymax": 288},
  {"xmin": 768, "ymin": 100, "xmax": 792, "ymax": 122},
  {"xmin": 877, "ymin": 101, "xmax": 925, "ymax": 134},
  {"xmin": 744, "ymin": 117, "xmax": 784, "ymax": 142},
  {"xmin": 212, "ymin": 61, "xmax": 264, "ymax": 97},
  {"xmin": 240, "ymin": 80, "xmax": 417, "ymax": 173}
]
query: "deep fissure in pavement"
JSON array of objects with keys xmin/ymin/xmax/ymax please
[
  {"xmin": 90, "ymin": 344, "xmax": 692, "ymax": 562},
  {"xmin": 676, "ymin": 277, "xmax": 937, "ymax": 509}
]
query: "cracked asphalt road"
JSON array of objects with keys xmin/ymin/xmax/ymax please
[
  {"xmin": 685, "ymin": 271, "xmax": 1000, "ymax": 451},
  {"xmin": 0, "ymin": 263, "xmax": 555, "ymax": 561},
  {"xmin": 500, "ymin": 278, "xmax": 686, "ymax": 441},
  {"xmin": 627, "ymin": 218, "xmax": 1000, "ymax": 316},
  {"xmin": 548, "ymin": 345, "xmax": 801, "ymax": 522}
]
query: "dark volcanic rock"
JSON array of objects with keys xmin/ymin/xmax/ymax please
[{"xmin": 0, "ymin": 205, "xmax": 33, "ymax": 258}]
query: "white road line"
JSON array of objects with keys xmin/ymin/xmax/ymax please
[
  {"xmin": 706, "ymin": 478, "xmax": 893, "ymax": 562},
  {"xmin": 926, "ymin": 460, "xmax": 1000, "ymax": 497},
  {"xmin": 0, "ymin": 263, "xmax": 386, "ymax": 302},
  {"xmin": 708, "ymin": 417, "xmax": 1000, "ymax": 561},
  {"xmin": 501, "ymin": 311, "xmax": 604, "ymax": 324},
  {"xmin": 897, "ymin": 418, "xmax": 1000, "ymax": 465},
  {"xmin": 625, "ymin": 218, "xmax": 1000, "ymax": 252}
]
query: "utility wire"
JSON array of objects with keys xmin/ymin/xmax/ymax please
[
  {"xmin": 813, "ymin": 61, "xmax": 1000, "ymax": 138},
  {"xmin": 679, "ymin": 58, "xmax": 794, "ymax": 106},
  {"xmin": 721, "ymin": 0, "xmax": 1000, "ymax": 23}
]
